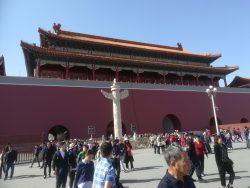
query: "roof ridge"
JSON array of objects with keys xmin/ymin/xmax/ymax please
[{"xmin": 59, "ymin": 30, "xmax": 183, "ymax": 51}]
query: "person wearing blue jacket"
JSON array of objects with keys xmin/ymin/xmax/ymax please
[
  {"xmin": 74, "ymin": 150, "xmax": 94, "ymax": 188},
  {"xmin": 52, "ymin": 142, "xmax": 69, "ymax": 188}
]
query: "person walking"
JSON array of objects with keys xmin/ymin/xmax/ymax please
[
  {"xmin": 43, "ymin": 142, "xmax": 55, "ymax": 179},
  {"xmin": 244, "ymin": 126, "xmax": 250, "ymax": 149},
  {"xmin": 68, "ymin": 143, "xmax": 78, "ymax": 188},
  {"xmin": 93, "ymin": 142, "xmax": 116, "ymax": 188},
  {"xmin": 4, "ymin": 144, "xmax": 17, "ymax": 180},
  {"xmin": 194, "ymin": 136, "xmax": 208, "ymax": 177},
  {"xmin": 123, "ymin": 138, "xmax": 134, "ymax": 170},
  {"xmin": 0, "ymin": 146, "xmax": 9, "ymax": 179},
  {"xmin": 30, "ymin": 144, "xmax": 41, "ymax": 168},
  {"xmin": 77, "ymin": 145, "xmax": 88, "ymax": 164},
  {"xmin": 158, "ymin": 145, "xmax": 196, "ymax": 188},
  {"xmin": 52, "ymin": 141, "xmax": 69, "ymax": 188},
  {"xmin": 74, "ymin": 149, "xmax": 94, "ymax": 188},
  {"xmin": 214, "ymin": 136, "xmax": 235, "ymax": 188},
  {"xmin": 111, "ymin": 139, "xmax": 122, "ymax": 185},
  {"xmin": 186, "ymin": 133, "xmax": 205, "ymax": 183}
]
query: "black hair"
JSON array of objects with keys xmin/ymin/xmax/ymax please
[
  {"xmin": 100, "ymin": 142, "xmax": 112, "ymax": 158},
  {"xmin": 86, "ymin": 149, "xmax": 94, "ymax": 156},
  {"xmin": 59, "ymin": 141, "xmax": 66, "ymax": 148}
]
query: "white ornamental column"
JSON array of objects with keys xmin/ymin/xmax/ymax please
[{"xmin": 101, "ymin": 79, "xmax": 129, "ymax": 139}]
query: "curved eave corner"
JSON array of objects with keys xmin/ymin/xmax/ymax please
[{"xmin": 21, "ymin": 41, "xmax": 34, "ymax": 77}]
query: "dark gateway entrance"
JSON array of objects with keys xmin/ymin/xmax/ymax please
[
  {"xmin": 209, "ymin": 117, "xmax": 222, "ymax": 133},
  {"xmin": 48, "ymin": 125, "xmax": 70, "ymax": 141},
  {"xmin": 106, "ymin": 121, "xmax": 127, "ymax": 139},
  {"xmin": 163, "ymin": 114, "xmax": 182, "ymax": 133}
]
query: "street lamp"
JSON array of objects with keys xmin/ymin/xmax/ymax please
[{"xmin": 206, "ymin": 85, "xmax": 219, "ymax": 135}]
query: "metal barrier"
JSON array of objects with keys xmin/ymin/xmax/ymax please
[{"xmin": 16, "ymin": 152, "xmax": 33, "ymax": 164}]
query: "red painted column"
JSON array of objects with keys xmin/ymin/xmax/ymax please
[
  {"xmin": 65, "ymin": 62, "xmax": 69, "ymax": 79},
  {"xmin": 180, "ymin": 75, "xmax": 183, "ymax": 85},
  {"xmin": 36, "ymin": 61, "xmax": 41, "ymax": 77},
  {"xmin": 92, "ymin": 65, "xmax": 96, "ymax": 80},
  {"xmin": 116, "ymin": 68, "xmax": 119, "ymax": 81},
  {"xmin": 136, "ymin": 70, "xmax": 140, "ymax": 83},
  {"xmin": 211, "ymin": 77, "xmax": 214, "ymax": 86},
  {"xmin": 196, "ymin": 76, "xmax": 199, "ymax": 86},
  {"xmin": 224, "ymin": 77, "xmax": 228, "ymax": 87}
]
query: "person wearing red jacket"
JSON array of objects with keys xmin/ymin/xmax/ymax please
[
  {"xmin": 194, "ymin": 135, "xmax": 208, "ymax": 177},
  {"xmin": 180, "ymin": 133, "xmax": 186, "ymax": 148},
  {"xmin": 169, "ymin": 134, "xmax": 176, "ymax": 144}
]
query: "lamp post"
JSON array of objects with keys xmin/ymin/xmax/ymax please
[{"xmin": 206, "ymin": 85, "xmax": 219, "ymax": 135}]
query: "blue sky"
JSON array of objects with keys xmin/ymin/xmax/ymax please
[{"xmin": 1, "ymin": 0, "xmax": 250, "ymax": 84}]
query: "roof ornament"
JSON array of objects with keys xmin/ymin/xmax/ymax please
[
  {"xmin": 53, "ymin": 23, "xmax": 61, "ymax": 34},
  {"xmin": 177, "ymin": 42, "xmax": 183, "ymax": 50}
]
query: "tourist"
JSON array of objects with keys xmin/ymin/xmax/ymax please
[
  {"xmin": 111, "ymin": 139, "xmax": 121, "ymax": 185},
  {"xmin": 77, "ymin": 145, "xmax": 88, "ymax": 164},
  {"xmin": 156, "ymin": 134, "xmax": 163, "ymax": 154},
  {"xmin": 153, "ymin": 135, "xmax": 158, "ymax": 154},
  {"xmin": 236, "ymin": 128, "xmax": 243, "ymax": 142},
  {"xmin": 194, "ymin": 135, "xmax": 208, "ymax": 177},
  {"xmin": 68, "ymin": 143, "xmax": 78, "ymax": 188},
  {"xmin": 43, "ymin": 142, "xmax": 55, "ymax": 179},
  {"xmin": 214, "ymin": 136, "xmax": 235, "ymax": 188},
  {"xmin": 74, "ymin": 149, "xmax": 94, "ymax": 188},
  {"xmin": 203, "ymin": 131, "xmax": 212, "ymax": 154},
  {"xmin": 39, "ymin": 142, "xmax": 47, "ymax": 169},
  {"xmin": 123, "ymin": 138, "xmax": 134, "ymax": 170},
  {"xmin": 225, "ymin": 130, "xmax": 233, "ymax": 150},
  {"xmin": 158, "ymin": 145, "xmax": 196, "ymax": 188},
  {"xmin": 0, "ymin": 145, "xmax": 8, "ymax": 179},
  {"xmin": 4, "ymin": 144, "xmax": 17, "ymax": 180},
  {"xmin": 93, "ymin": 142, "xmax": 116, "ymax": 188},
  {"xmin": 30, "ymin": 144, "xmax": 41, "ymax": 168},
  {"xmin": 186, "ymin": 133, "xmax": 205, "ymax": 183},
  {"xmin": 180, "ymin": 133, "xmax": 186, "ymax": 149},
  {"xmin": 52, "ymin": 141, "xmax": 69, "ymax": 188},
  {"xmin": 244, "ymin": 126, "xmax": 250, "ymax": 149}
]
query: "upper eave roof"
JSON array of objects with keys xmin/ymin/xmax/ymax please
[
  {"xmin": 38, "ymin": 28, "xmax": 221, "ymax": 63},
  {"xmin": 21, "ymin": 41, "xmax": 238, "ymax": 77}
]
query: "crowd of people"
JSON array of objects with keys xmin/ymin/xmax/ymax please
[
  {"xmin": 155, "ymin": 127, "xmax": 250, "ymax": 188},
  {"xmin": 0, "ymin": 126, "xmax": 249, "ymax": 188},
  {"xmin": 1, "ymin": 136, "xmax": 134, "ymax": 188}
]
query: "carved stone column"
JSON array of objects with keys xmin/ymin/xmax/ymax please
[{"xmin": 101, "ymin": 79, "xmax": 129, "ymax": 139}]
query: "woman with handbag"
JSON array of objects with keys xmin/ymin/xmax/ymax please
[{"xmin": 214, "ymin": 135, "xmax": 235, "ymax": 188}]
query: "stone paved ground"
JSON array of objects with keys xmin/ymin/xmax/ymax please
[{"xmin": 1, "ymin": 142, "xmax": 250, "ymax": 188}]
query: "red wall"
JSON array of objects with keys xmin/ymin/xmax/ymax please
[{"xmin": 0, "ymin": 84, "xmax": 250, "ymax": 145}]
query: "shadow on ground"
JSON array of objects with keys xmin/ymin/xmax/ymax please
[
  {"xmin": 205, "ymin": 175, "xmax": 250, "ymax": 183},
  {"xmin": 132, "ymin": 166, "xmax": 163, "ymax": 171},
  {"xmin": 205, "ymin": 170, "xmax": 248, "ymax": 176},
  {"xmin": 121, "ymin": 178, "xmax": 161, "ymax": 184},
  {"xmin": 12, "ymin": 174, "xmax": 44, "ymax": 179}
]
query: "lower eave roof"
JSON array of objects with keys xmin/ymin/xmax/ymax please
[
  {"xmin": 229, "ymin": 76, "xmax": 250, "ymax": 87},
  {"xmin": 21, "ymin": 41, "xmax": 238, "ymax": 76}
]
